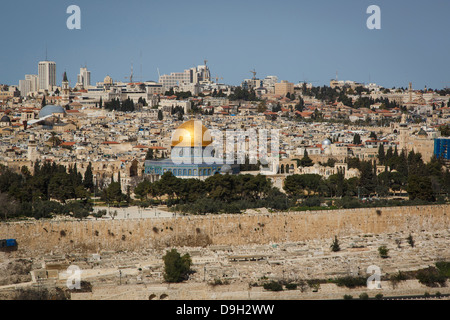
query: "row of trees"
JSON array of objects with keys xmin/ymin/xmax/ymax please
[
  {"xmin": 134, "ymin": 172, "xmax": 292, "ymax": 214},
  {"xmin": 229, "ymin": 87, "xmax": 258, "ymax": 101},
  {"xmin": 0, "ymin": 162, "xmax": 95, "ymax": 220},
  {"xmin": 104, "ymin": 98, "xmax": 136, "ymax": 112},
  {"xmin": 283, "ymin": 151, "xmax": 449, "ymax": 203}
]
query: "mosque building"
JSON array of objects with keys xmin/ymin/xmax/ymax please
[{"xmin": 144, "ymin": 119, "xmax": 240, "ymax": 181}]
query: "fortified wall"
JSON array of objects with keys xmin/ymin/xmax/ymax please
[{"xmin": 1, "ymin": 205, "xmax": 448, "ymax": 255}]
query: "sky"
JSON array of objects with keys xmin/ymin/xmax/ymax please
[{"xmin": 1, "ymin": 0, "xmax": 449, "ymax": 90}]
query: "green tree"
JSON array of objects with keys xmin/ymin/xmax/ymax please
[
  {"xmin": 134, "ymin": 179, "xmax": 152, "ymax": 201},
  {"xmin": 378, "ymin": 144, "xmax": 385, "ymax": 165},
  {"xmin": 163, "ymin": 249, "xmax": 192, "ymax": 283},
  {"xmin": 300, "ymin": 151, "xmax": 313, "ymax": 167},
  {"xmin": 330, "ymin": 236, "xmax": 341, "ymax": 252},
  {"xmin": 83, "ymin": 163, "xmax": 94, "ymax": 192},
  {"xmin": 257, "ymin": 101, "xmax": 267, "ymax": 113},
  {"xmin": 353, "ymin": 133, "xmax": 362, "ymax": 145},
  {"xmin": 104, "ymin": 181, "xmax": 124, "ymax": 205},
  {"xmin": 407, "ymin": 175, "xmax": 435, "ymax": 202},
  {"xmin": 158, "ymin": 110, "xmax": 163, "ymax": 121},
  {"xmin": 48, "ymin": 172, "xmax": 74, "ymax": 203}
]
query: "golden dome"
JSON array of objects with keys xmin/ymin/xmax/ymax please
[{"xmin": 171, "ymin": 119, "xmax": 212, "ymax": 148}]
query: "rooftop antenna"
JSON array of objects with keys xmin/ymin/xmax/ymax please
[
  {"xmin": 45, "ymin": 43, "xmax": 48, "ymax": 61},
  {"xmin": 157, "ymin": 68, "xmax": 161, "ymax": 80},
  {"xmin": 140, "ymin": 50, "xmax": 143, "ymax": 82}
]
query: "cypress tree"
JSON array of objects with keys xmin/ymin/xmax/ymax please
[{"xmin": 378, "ymin": 144, "xmax": 386, "ymax": 165}]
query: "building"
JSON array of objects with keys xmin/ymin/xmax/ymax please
[
  {"xmin": 61, "ymin": 72, "xmax": 70, "ymax": 105},
  {"xmin": 38, "ymin": 105, "xmax": 66, "ymax": 119},
  {"xmin": 263, "ymin": 76, "xmax": 278, "ymax": 93},
  {"xmin": 159, "ymin": 99, "xmax": 192, "ymax": 114},
  {"xmin": 434, "ymin": 138, "xmax": 450, "ymax": 161},
  {"xmin": 0, "ymin": 115, "xmax": 11, "ymax": 128},
  {"xmin": 274, "ymin": 80, "xmax": 294, "ymax": 96},
  {"xmin": 19, "ymin": 80, "xmax": 31, "ymax": 98},
  {"xmin": 77, "ymin": 67, "xmax": 91, "ymax": 89},
  {"xmin": 159, "ymin": 63, "xmax": 211, "ymax": 90},
  {"xmin": 144, "ymin": 119, "xmax": 240, "ymax": 181},
  {"xmin": 38, "ymin": 61, "xmax": 56, "ymax": 91}
]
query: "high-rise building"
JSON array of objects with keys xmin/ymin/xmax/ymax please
[
  {"xmin": 77, "ymin": 67, "xmax": 91, "ymax": 89},
  {"xmin": 26, "ymin": 74, "xmax": 39, "ymax": 92},
  {"xmin": 19, "ymin": 80, "xmax": 31, "ymax": 97},
  {"xmin": 159, "ymin": 63, "xmax": 211, "ymax": 90},
  {"xmin": 19, "ymin": 74, "xmax": 39, "ymax": 97},
  {"xmin": 38, "ymin": 61, "xmax": 56, "ymax": 91}
]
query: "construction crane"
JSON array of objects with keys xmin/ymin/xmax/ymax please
[{"xmin": 250, "ymin": 69, "xmax": 257, "ymax": 80}]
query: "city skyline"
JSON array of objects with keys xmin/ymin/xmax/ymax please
[{"xmin": 1, "ymin": 0, "xmax": 450, "ymax": 90}]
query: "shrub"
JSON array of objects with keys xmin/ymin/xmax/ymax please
[
  {"xmin": 359, "ymin": 293, "xmax": 369, "ymax": 300},
  {"xmin": 435, "ymin": 261, "xmax": 450, "ymax": 278},
  {"xmin": 285, "ymin": 283, "xmax": 298, "ymax": 290},
  {"xmin": 343, "ymin": 294, "xmax": 353, "ymax": 300},
  {"xmin": 407, "ymin": 234, "xmax": 415, "ymax": 247},
  {"xmin": 333, "ymin": 276, "xmax": 367, "ymax": 288},
  {"xmin": 263, "ymin": 281, "xmax": 283, "ymax": 292},
  {"xmin": 375, "ymin": 293, "xmax": 383, "ymax": 300},
  {"xmin": 416, "ymin": 267, "xmax": 447, "ymax": 287},
  {"xmin": 330, "ymin": 236, "xmax": 341, "ymax": 252},
  {"xmin": 378, "ymin": 246, "xmax": 389, "ymax": 258},
  {"xmin": 390, "ymin": 271, "xmax": 408, "ymax": 288}
]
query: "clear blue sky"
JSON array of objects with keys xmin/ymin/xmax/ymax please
[{"xmin": 1, "ymin": 0, "xmax": 449, "ymax": 89}]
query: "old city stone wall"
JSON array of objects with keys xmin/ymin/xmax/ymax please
[{"xmin": 0, "ymin": 205, "xmax": 448, "ymax": 255}]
